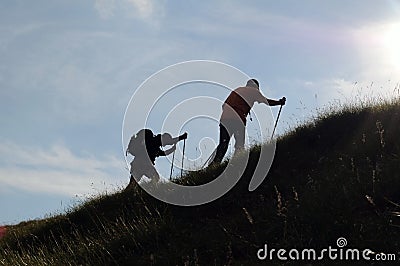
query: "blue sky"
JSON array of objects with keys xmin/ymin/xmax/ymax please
[{"xmin": 1, "ymin": 0, "xmax": 400, "ymax": 224}]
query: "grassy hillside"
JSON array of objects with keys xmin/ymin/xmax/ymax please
[{"xmin": 1, "ymin": 100, "xmax": 400, "ymax": 265}]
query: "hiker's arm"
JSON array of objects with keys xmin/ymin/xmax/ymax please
[
  {"xmin": 162, "ymin": 133, "xmax": 188, "ymax": 146},
  {"xmin": 263, "ymin": 97, "xmax": 286, "ymax": 106},
  {"xmin": 163, "ymin": 144, "xmax": 176, "ymax": 156},
  {"xmin": 170, "ymin": 133, "xmax": 188, "ymax": 144},
  {"xmin": 254, "ymin": 90, "xmax": 286, "ymax": 106}
]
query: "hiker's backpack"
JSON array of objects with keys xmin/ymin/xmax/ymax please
[{"xmin": 126, "ymin": 129, "xmax": 154, "ymax": 157}]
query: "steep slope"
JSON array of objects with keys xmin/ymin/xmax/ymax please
[{"xmin": 1, "ymin": 101, "xmax": 400, "ymax": 265}]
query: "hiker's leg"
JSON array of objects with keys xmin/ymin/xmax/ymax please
[
  {"xmin": 233, "ymin": 120, "xmax": 245, "ymax": 151},
  {"xmin": 212, "ymin": 122, "xmax": 231, "ymax": 164},
  {"xmin": 137, "ymin": 160, "xmax": 160, "ymax": 184},
  {"xmin": 126, "ymin": 174, "xmax": 140, "ymax": 190},
  {"xmin": 152, "ymin": 170, "xmax": 161, "ymax": 184},
  {"xmin": 126, "ymin": 160, "xmax": 143, "ymax": 189},
  {"xmin": 130, "ymin": 174, "xmax": 142, "ymax": 183},
  {"xmin": 147, "ymin": 164, "xmax": 160, "ymax": 183}
]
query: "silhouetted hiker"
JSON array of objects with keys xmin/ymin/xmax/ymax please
[
  {"xmin": 211, "ymin": 79, "xmax": 286, "ymax": 164},
  {"xmin": 126, "ymin": 129, "xmax": 187, "ymax": 188}
]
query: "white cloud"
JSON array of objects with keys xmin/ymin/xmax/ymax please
[
  {"xmin": 126, "ymin": 0, "xmax": 154, "ymax": 19},
  {"xmin": 0, "ymin": 140, "xmax": 126, "ymax": 196},
  {"xmin": 1, "ymin": 28, "xmax": 160, "ymax": 125},
  {"xmin": 0, "ymin": 23, "xmax": 46, "ymax": 52},
  {"xmin": 94, "ymin": 0, "xmax": 163, "ymax": 22},
  {"xmin": 95, "ymin": 0, "xmax": 116, "ymax": 19}
]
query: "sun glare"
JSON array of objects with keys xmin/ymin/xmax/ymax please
[{"xmin": 382, "ymin": 22, "xmax": 400, "ymax": 72}]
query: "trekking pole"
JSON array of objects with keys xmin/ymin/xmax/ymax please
[
  {"xmin": 181, "ymin": 138, "xmax": 186, "ymax": 178},
  {"xmin": 169, "ymin": 149, "xmax": 175, "ymax": 180},
  {"xmin": 202, "ymin": 147, "xmax": 217, "ymax": 168},
  {"xmin": 271, "ymin": 104, "xmax": 283, "ymax": 141}
]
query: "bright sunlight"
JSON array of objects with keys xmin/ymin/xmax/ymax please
[{"xmin": 382, "ymin": 22, "xmax": 400, "ymax": 72}]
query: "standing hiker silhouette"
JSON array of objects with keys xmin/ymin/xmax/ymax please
[
  {"xmin": 126, "ymin": 129, "xmax": 187, "ymax": 189},
  {"xmin": 211, "ymin": 79, "xmax": 286, "ymax": 164}
]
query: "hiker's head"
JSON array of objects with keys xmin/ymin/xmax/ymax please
[
  {"xmin": 246, "ymin": 79, "xmax": 259, "ymax": 89},
  {"xmin": 144, "ymin": 129, "xmax": 154, "ymax": 138},
  {"xmin": 136, "ymin": 129, "xmax": 154, "ymax": 141}
]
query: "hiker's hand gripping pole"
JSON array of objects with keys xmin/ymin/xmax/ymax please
[
  {"xmin": 270, "ymin": 97, "xmax": 285, "ymax": 140},
  {"xmin": 179, "ymin": 132, "xmax": 188, "ymax": 141}
]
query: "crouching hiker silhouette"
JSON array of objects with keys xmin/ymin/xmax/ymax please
[{"xmin": 125, "ymin": 129, "xmax": 188, "ymax": 189}]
